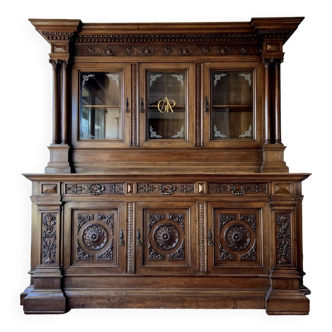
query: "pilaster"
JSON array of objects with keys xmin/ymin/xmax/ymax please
[{"xmin": 23, "ymin": 196, "xmax": 66, "ymax": 314}]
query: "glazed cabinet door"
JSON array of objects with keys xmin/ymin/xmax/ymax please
[
  {"xmin": 135, "ymin": 202, "xmax": 197, "ymax": 274},
  {"xmin": 139, "ymin": 63, "xmax": 195, "ymax": 147},
  {"xmin": 207, "ymin": 202, "xmax": 269, "ymax": 274},
  {"xmin": 63, "ymin": 202, "xmax": 126, "ymax": 274},
  {"xmin": 202, "ymin": 62, "xmax": 263, "ymax": 148},
  {"xmin": 72, "ymin": 63, "xmax": 131, "ymax": 148}
]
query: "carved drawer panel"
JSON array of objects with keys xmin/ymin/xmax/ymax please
[
  {"xmin": 208, "ymin": 183, "xmax": 268, "ymax": 196},
  {"xmin": 137, "ymin": 183, "xmax": 195, "ymax": 195},
  {"xmin": 65, "ymin": 183, "xmax": 125, "ymax": 195},
  {"xmin": 136, "ymin": 202, "xmax": 195, "ymax": 274}
]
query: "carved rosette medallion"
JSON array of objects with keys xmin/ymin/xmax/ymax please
[
  {"xmin": 82, "ymin": 224, "xmax": 108, "ymax": 251},
  {"xmin": 224, "ymin": 224, "xmax": 251, "ymax": 251},
  {"xmin": 154, "ymin": 224, "xmax": 179, "ymax": 251}
]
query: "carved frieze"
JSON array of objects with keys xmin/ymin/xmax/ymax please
[
  {"xmin": 208, "ymin": 183, "xmax": 267, "ymax": 195},
  {"xmin": 137, "ymin": 183, "xmax": 195, "ymax": 195},
  {"xmin": 65, "ymin": 183, "xmax": 124, "ymax": 195},
  {"xmin": 74, "ymin": 44, "xmax": 260, "ymax": 57}
]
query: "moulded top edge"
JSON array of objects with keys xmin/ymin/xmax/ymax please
[{"xmin": 22, "ymin": 173, "xmax": 311, "ymax": 182}]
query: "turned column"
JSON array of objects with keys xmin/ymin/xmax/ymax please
[
  {"xmin": 263, "ymin": 59, "xmax": 271, "ymax": 144},
  {"xmin": 274, "ymin": 59, "xmax": 283, "ymax": 144},
  {"xmin": 49, "ymin": 59, "xmax": 59, "ymax": 144},
  {"xmin": 61, "ymin": 60, "xmax": 68, "ymax": 144}
]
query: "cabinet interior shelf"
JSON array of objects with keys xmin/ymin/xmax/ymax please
[
  {"xmin": 149, "ymin": 105, "xmax": 185, "ymax": 108},
  {"xmin": 83, "ymin": 105, "xmax": 121, "ymax": 108}
]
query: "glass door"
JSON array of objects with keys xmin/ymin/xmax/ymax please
[
  {"xmin": 80, "ymin": 72, "xmax": 123, "ymax": 140},
  {"xmin": 139, "ymin": 63, "xmax": 195, "ymax": 147},
  {"xmin": 211, "ymin": 71, "xmax": 253, "ymax": 139},
  {"xmin": 203, "ymin": 63, "xmax": 263, "ymax": 148},
  {"xmin": 72, "ymin": 63, "xmax": 131, "ymax": 148}
]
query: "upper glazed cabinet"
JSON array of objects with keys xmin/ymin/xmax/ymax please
[{"xmin": 73, "ymin": 62, "xmax": 261, "ymax": 148}]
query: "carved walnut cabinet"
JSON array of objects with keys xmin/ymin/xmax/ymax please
[{"xmin": 21, "ymin": 17, "xmax": 311, "ymax": 315}]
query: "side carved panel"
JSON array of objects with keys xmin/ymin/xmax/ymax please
[
  {"xmin": 131, "ymin": 64, "xmax": 137, "ymax": 146},
  {"xmin": 137, "ymin": 183, "xmax": 195, "ymax": 195},
  {"xmin": 42, "ymin": 213, "xmax": 57, "ymax": 264},
  {"xmin": 196, "ymin": 63, "xmax": 201, "ymax": 147},
  {"xmin": 276, "ymin": 213, "xmax": 292, "ymax": 265}
]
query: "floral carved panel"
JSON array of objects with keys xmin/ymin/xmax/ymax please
[
  {"xmin": 140, "ymin": 209, "xmax": 190, "ymax": 270},
  {"xmin": 73, "ymin": 210, "xmax": 118, "ymax": 266},
  {"xmin": 213, "ymin": 210, "xmax": 260, "ymax": 266}
]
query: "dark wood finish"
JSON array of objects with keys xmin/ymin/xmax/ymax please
[{"xmin": 22, "ymin": 18, "xmax": 309, "ymax": 315}]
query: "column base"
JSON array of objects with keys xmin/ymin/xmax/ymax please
[
  {"xmin": 266, "ymin": 289, "xmax": 310, "ymax": 315},
  {"xmin": 45, "ymin": 144, "xmax": 71, "ymax": 174},
  {"xmin": 260, "ymin": 143, "xmax": 289, "ymax": 173},
  {"xmin": 265, "ymin": 267, "xmax": 310, "ymax": 315},
  {"xmin": 23, "ymin": 266, "xmax": 66, "ymax": 314}
]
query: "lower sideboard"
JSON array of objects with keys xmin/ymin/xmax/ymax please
[{"xmin": 20, "ymin": 173, "xmax": 311, "ymax": 315}]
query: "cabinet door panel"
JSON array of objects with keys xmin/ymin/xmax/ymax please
[
  {"xmin": 136, "ymin": 202, "xmax": 196, "ymax": 274},
  {"xmin": 207, "ymin": 202, "xmax": 269, "ymax": 274},
  {"xmin": 64, "ymin": 202, "xmax": 126, "ymax": 274}
]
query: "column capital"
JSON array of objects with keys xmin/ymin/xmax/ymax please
[{"xmin": 49, "ymin": 59, "xmax": 58, "ymax": 69}]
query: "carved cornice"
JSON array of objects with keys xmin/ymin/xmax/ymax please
[
  {"xmin": 75, "ymin": 34, "xmax": 258, "ymax": 44},
  {"xmin": 74, "ymin": 44, "xmax": 261, "ymax": 57}
]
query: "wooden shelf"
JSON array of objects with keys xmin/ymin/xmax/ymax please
[
  {"xmin": 149, "ymin": 105, "xmax": 185, "ymax": 108},
  {"xmin": 83, "ymin": 105, "xmax": 121, "ymax": 108},
  {"xmin": 212, "ymin": 105, "xmax": 252, "ymax": 107}
]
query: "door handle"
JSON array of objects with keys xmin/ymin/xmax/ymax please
[
  {"xmin": 140, "ymin": 98, "xmax": 144, "ymax": 113},
  {"xmin": 119, "ymin": 228, "xmax": 125, "ymax": 246},
  {"xmin": 204, "ymin": 97, "xmax": 209, "ymax": 116},
  {"xmin": 136, "ymin": 228, "xmax": 142, "ymax": 246},
  {"xmin": 208, "ymin": 229, "xmax": 213, "ymax": 246},
  {"xmin": 125, "ymin": 97, "xmax": 130, "ymax": 113}
]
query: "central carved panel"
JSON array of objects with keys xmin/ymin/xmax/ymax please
[
  {"xmin": 154, "ymin": 224, "xmax": 179, "ymax": 250},
  {"xmin": 82, "ymin": 224, "xmax": 108, "ymax": 251},
  {"xmin": 224, "ymin": 224, "xmax": 251, "ymax": 251}
]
